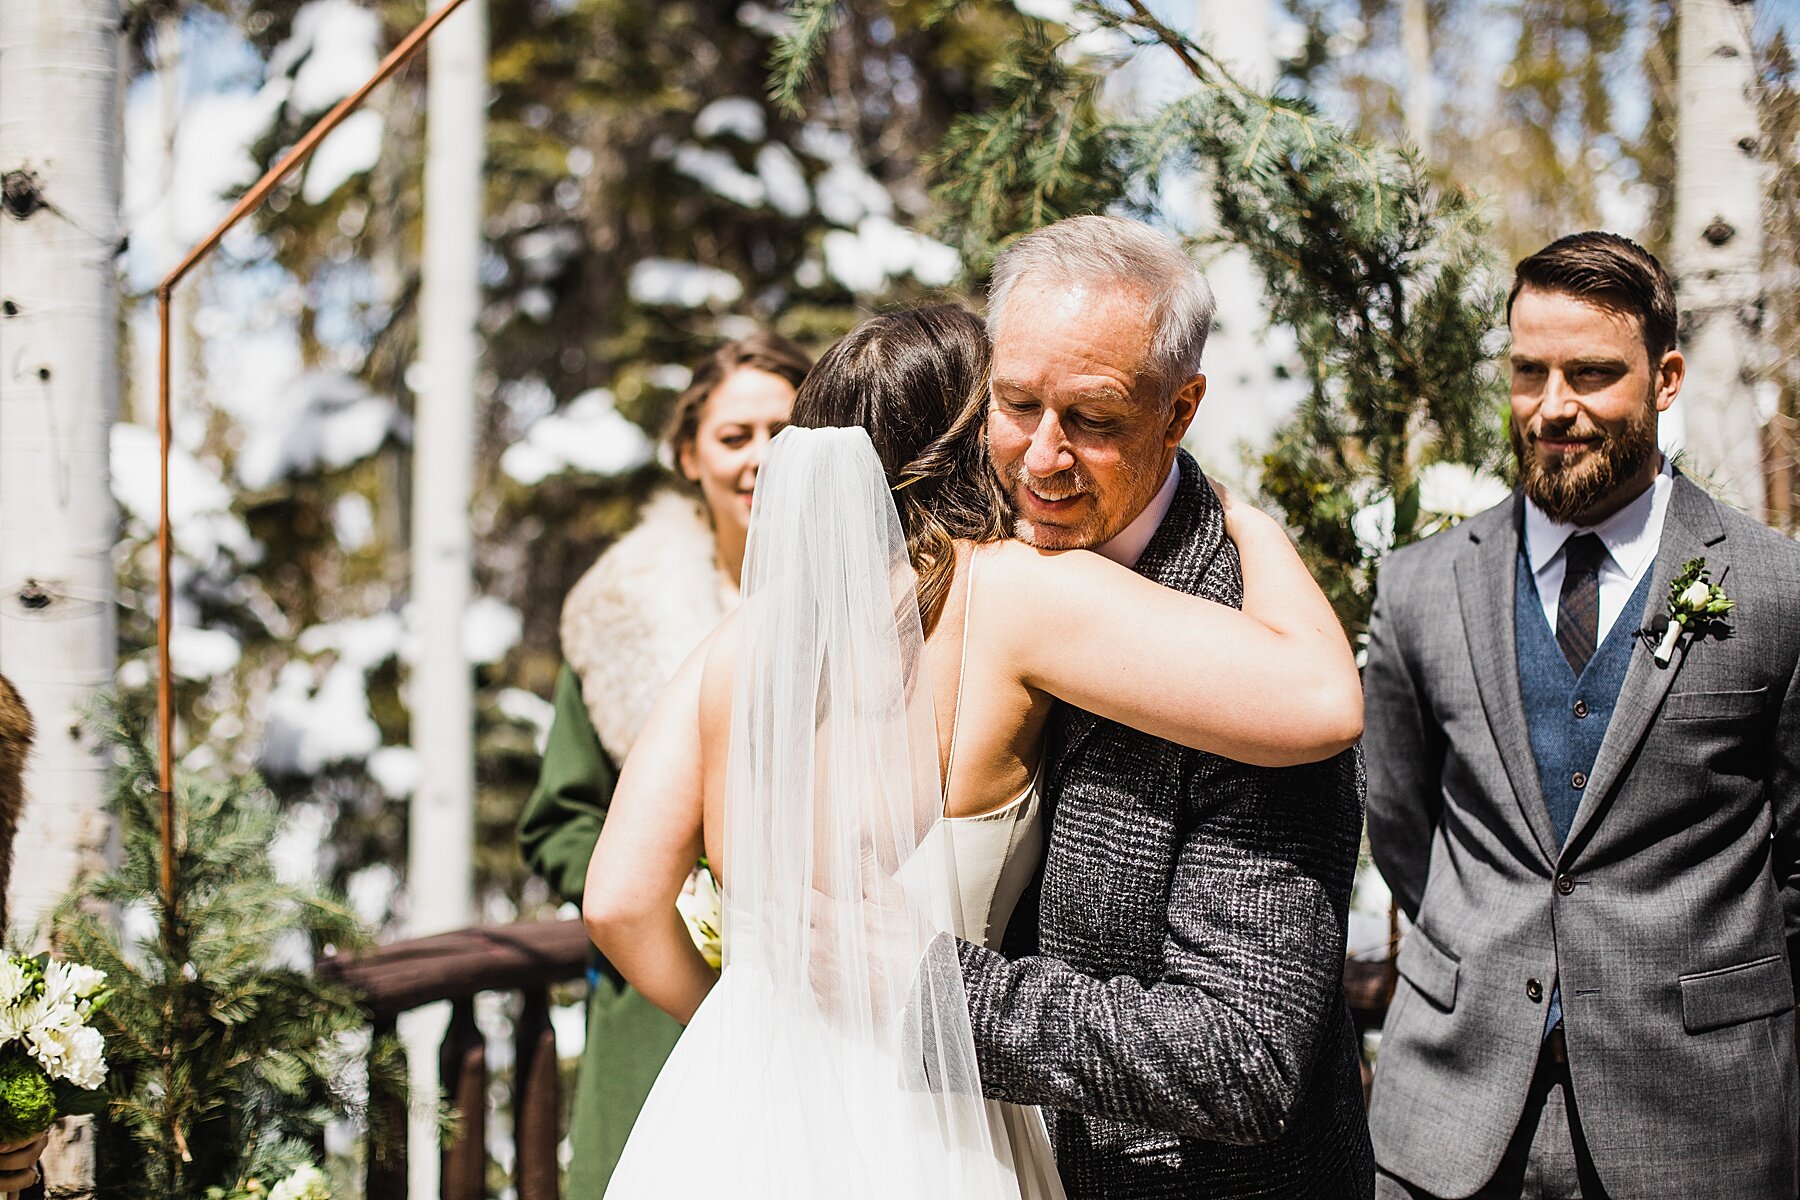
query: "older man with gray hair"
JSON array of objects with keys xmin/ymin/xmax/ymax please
[{"xmin": 952, "ymin": 214, "xmax": 1373, "ymax": 1198}]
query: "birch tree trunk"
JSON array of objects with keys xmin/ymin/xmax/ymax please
[
  {"xmin": 1402, "ymin": 0, "xmax": 1435, "ymax": 162},
  {"xmin": 0, "ymin": 0, "xmax": 120, "ymax": 938},
  {"xmin": 0, "ymin": 2, "xmax": 120, "ymax": 1191},
  {"xmin": 1188, "ymin": 0, "xmax": 1289, "ymax": 492},
  {"xmin": 1674, "ymin": 0, "xmax": 1767, "ymax": 513},
  {"xmin": 405, "ymin": 2, "xmax": 487, "ymax": 1193}
]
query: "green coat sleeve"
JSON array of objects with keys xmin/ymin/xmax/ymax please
[{"xmin": 517, "ymin": 663, "xmax": 620, "ymax": 905}]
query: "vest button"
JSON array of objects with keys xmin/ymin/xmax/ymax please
[
  {"xmin": 1556, "ymin": 874, "xmax": 1575, "ymax": 895},
  {"xmin": 1526, "ymin": 978, "xmax": 1544, "ymax": 1002},
  {"xmin": 1573, "ymin": 698, "xmax": 1589, "ymax": 718},
  {"xmin": 1571, "ymin": 771, "xmax": 1587, "ymax": 790}
]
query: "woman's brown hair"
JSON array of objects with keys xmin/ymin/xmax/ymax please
[
  {"xmin": 789, "ymin": 304, "xmax": 1010, "ymax": 634},
  {"xmin": 663, "ymin": 331, "xmax": 813, "ymax": 468}
]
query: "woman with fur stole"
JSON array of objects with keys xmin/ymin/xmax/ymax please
[{"xmin": 517, "ymin": 332, "xmax": 809, "ymax": 1194}]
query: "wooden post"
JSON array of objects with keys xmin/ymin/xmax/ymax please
[
  {"xmin": 439, "ymin": 999, "xmax": 487, "ymax": 1200},
  {"xmin": 514, "ymin": 988, "xmax": 562, "ymax": 1200}
]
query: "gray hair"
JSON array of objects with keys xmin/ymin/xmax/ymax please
[{"xmin": 987, "ymin": 215, "xmax": 1217, "ymax": 398}]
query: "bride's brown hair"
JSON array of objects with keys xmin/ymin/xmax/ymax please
[{"xmin": 789, "ymin": 304, "xmax": 1010, "ymax": 635}]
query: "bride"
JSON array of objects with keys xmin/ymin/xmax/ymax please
[{"xmin": 583, "ymin": 305, "xmax": 1361, "ymax": 1198}]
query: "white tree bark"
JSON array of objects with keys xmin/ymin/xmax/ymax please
[
  {"xmin": 1401, "ymin": 0, "xmax": 1434, "ymax": 162},
  {"xmin": 1673, "ymin": 0, "xmax": 1767, "ymax": 512},
  {"xmin": 0, "ymin": 0, "xmax": 120, "ymax": 939},
  {"xmin": 0, "ymin": 4, "xmax": 120, "ymax": 1192},
  {"xmin": 1187, "ymin": 0, "xmax": 1295, "ymax": 493},
  {"xmin": 406, "ymin": 1, "xmax": 486, "ymax": 1193}
]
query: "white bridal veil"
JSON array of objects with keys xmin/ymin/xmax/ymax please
[{"xmin": 604, "ymin": 426, "xmax": 1018, "ymax": 1198}]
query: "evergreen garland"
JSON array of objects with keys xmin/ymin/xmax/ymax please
[
  {"xmin": 51, "ymin": 704, "xmax": 403, "ymax": 1200},
  {"xmin": 780, "ymin": 0, "xmax": 1511, "ymax": 632}
]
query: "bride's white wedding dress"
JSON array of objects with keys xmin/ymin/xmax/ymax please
[{"xmin": 602, "ymin": 427, "xmax": 1064, "ymax": 1200}]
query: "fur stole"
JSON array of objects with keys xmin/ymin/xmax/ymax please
[
  {"xmin": 0, "ymin": 673, "xmax": 33, "ymax": 934},
  {"xmin": 560, "ymin": 487, "xmax": 732, "ymax": 763}
]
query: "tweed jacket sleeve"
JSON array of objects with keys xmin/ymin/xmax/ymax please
[
  {"xmin": 956, "ymin": 749, "xmax": 1362, "ymax": 1146},
  {"xmin": 1363, "ymin": 540, "xmax": 1449, "ymax": 921}
]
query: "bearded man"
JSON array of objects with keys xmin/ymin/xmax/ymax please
[{"xmin": 1364, "ymin": 231, "xmax": 1800, "ymax": 1198}]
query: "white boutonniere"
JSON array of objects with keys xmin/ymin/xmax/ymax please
[
  {"xmin": 676, "ymin": 861, "xmax": 723, "ymax": 970},
  {"xmin": 1651, "ymin": 558, "xmax": 1733, "ymax": 666}
]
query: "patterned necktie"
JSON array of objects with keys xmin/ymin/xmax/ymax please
[{"xmin": 1556, "ymin": 533, "xmax": 1606, "ymax": 676}]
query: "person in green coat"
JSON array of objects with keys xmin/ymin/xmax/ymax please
[{"xmin": 517, "ymin": 332, "xmax": 810, "ymax": 1196}]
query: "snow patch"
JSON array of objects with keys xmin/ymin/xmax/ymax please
[
  {"xmin": 501, "ymin": 388, "xmax": 656, "ymax": 484},
  {"xmin": 814, "ymin": 160, "xmax": 893, "ymax": 227},
  {"xmin": 238, "ymin": 370, "xmax": 402, "ymax": 490},
  {"xmin": 672, "ymin": 144, "xmax": 766, "ymax": 208},
  {"xmin": 496, "ymin": 687, "xmax": 555, "ymax": 754},
  {"xmin": 302, "ymin": 108, "xmax": 383, "ymax": 204},
  {"xmin": 273, "ymin": 0, "xmax": 383, "ymax": 114},
  {"xmin": 627, "ymin": 259, "xmax": 744, "ymax": 310},
  {"xmin": 367, "ymin": 745, "xmax": 421, "ymax": 799},
  {"xmin": 821, "ymin": 217, "xmax": 960, "ymax": 294},
  {"xmin": 463, "ymin": 596, "xmax": 522, "ymax": 665},
  {"xmin": 756, "ymin": 144, "xmax": 811, "ymax": 218},
  {"xmin": 171, "ymin": 626, "xmax": 244, "ymax": 681},
  {"xmin": 695, "ymin": 97, "xmax": 767, "ymax": 143},
  {"xmin": 111, "ymin": 423, "xmax": 259, "ymax": 564}
]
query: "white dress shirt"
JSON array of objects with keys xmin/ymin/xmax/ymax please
[
  {"xmin": 1521, "ymin": 459, "xmax": 1674, "ymax": 643},
  {"xmin": 1095, "ymin": 460, "xmax": 1181, "ymax": 569}
]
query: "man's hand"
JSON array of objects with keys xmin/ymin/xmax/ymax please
[{"xmin": 0, "ymin": 1131, "xmax": 48, "ymax": 1194}]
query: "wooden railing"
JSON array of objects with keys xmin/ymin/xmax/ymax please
[
  {"xmin": 319, "ymin": 918, "xmax": 1395, "ymax": 1199},
  {"xmin": 317, "ymin": 919, "xmax": 591, "ymax": 1200}
]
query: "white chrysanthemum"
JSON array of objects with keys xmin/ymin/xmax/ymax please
[
  {"xmin": 0, "ymin": 993, "xmax": 34, "ymax": 1045},
  {"xmin": 1417, "ymin": 462, "xmax": 1511, "ymax": 521},
  {"xmin": 42, "ymin": 960, "xmax": 106, "ymax": 1009},
  {"xmin": 0, "ymin": 957, "xmax": 30, "ymax": 1008},
  {"xmin": 269, "ymin": 1163, "xmax": 332, "ymax": 1200},
  {"xmin": 55, "ymin": 1024, "xmax": 106, "ymax": 1090}
]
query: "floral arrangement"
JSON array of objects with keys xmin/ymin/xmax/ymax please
[
  {"xmin": 677, "ymin": 861, "xmax": 723, "ymax": 970},
  {"xmin": 0, "ymin": 951, "xmax": 109, "ymax": 1144},
  {"xmin": 205, "ymin": 1162, "xmax": 332, "ymax": 1200}
]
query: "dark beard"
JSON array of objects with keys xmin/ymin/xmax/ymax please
[{"xmin": 1510, "ymin": 397, "xmax": 1658, "ymax": 524}]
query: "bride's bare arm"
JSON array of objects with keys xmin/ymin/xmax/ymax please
[
  {"xmin": 583, "ymin": 635, "xmax": 719, "ymax": 1024},
  {"xmin": 987, "ymin": 503, "xmax": 1360, "ymax": 766}
]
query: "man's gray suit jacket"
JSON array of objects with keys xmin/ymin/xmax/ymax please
[
  {"xmin": 958, "ymin": 451, "xmax": 1374, "ymax": 1200},
  {"xmin": 1365, "ymin": 474, "xmax": 1800, "ymax": 1198}
]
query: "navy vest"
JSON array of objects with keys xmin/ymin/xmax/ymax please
[
  {"xmin": 1514, "ymin": 546, "xmax": 1653, "ymax": 847},
  {"xmin": 1515, "ymin": 547, "xmax": 1653, "ymax": 1032}
]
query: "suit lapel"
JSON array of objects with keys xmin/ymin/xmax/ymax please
[
  {"xmin": 1455, "ymin": 495, "xmax": 1559, "ymax": 864},
  {"xmin": 1561, "ymin": 475, "xmax": 1726, "ymax": 858}
]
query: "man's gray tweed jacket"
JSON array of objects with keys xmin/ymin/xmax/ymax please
[{"xmin": 958, "ymin": 451, "xmax": 1374, "ymax": 1199}]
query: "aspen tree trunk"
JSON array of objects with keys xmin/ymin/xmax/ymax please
[
  {"xmin": 404, "ymin": 2, "xmax": 487, "ymax": 1194},
  {"xmin": 1402, "ymin": 0, "xmax": 1434, "ymax": 162},
  {"xmin": 0, "ymin": 0, "xmax": 120, "ymax": 939},
  {"xmin": 0, "ymin": 2, "xmax": 121, "ymax": 1192},
  {"xmin": 1674, "ymin": 0, "xmax": 1767, "ymax": 513},
  {"xmin": 1188, "ymin": 0, "xmax": 1285, "ymax": 491}
]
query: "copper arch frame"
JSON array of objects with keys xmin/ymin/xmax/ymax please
[{"xmin": 153, "ymin": 0, "xmax": 472, "ymax": 932}]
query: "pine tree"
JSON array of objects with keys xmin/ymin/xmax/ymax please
[
  {"xmin": 51, "ymin": 704, "xmax": 403, "ymax": 1200},
  {"xmin": 784, "ymin": 0, "xmax": 1508, "ymax": 632}
]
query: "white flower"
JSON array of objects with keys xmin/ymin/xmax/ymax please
[
  {"xmin": 1679, "ymin": 580, "xmax": 1712, "ymax": 610},
  {"xmin": 676, "ymin": 865, "xmax": 724, "ymax": 970},
  {"xmin": 53, "ymin": 1024, "xmax": 106, "ymax": 1090},
  {"xmin": 0, "ymin": 957, "xmax": 30, "ymax": 1008},
  {"xmin": 1417, "ymin": 462, "xmax": 1511, "ymax": 521},
  {"xmin": 0, "ymin": 993, "xmax": 36, "ymax": 1045},
  {"xmin": 1352, "ymin": 495, "xmax": 1397, "ymax": 559},
  {"xmin": 42, "ymin": 960, "xmax": 105, "ymax": 1009},
  {"xmin": 269, "ymin": 1163, "xmax": 332, "ymax": 1200}
]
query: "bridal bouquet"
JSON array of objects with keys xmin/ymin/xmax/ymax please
[
  {"xmin": 0, "ymin": 951, "xmax": 109, "ymax": 1143},
  {"xmin": 677, "ymin": 861, "xmax": 723, "ymax": 969}
]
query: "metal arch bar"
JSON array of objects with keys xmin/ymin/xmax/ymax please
[{"xmin": 153, "ymin": 0, "xmax": 473, "ymax": 928}]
